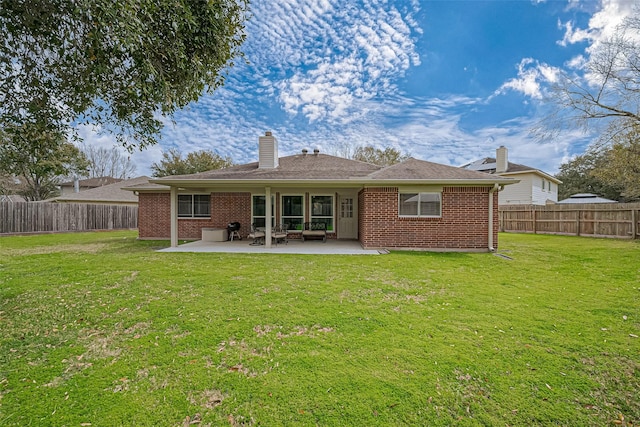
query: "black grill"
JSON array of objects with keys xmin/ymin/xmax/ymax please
[{"xmin": 227, "ymin": 222, "xmax": 241, "ymax": 240}]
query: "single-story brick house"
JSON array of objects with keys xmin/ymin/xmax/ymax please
[{"xmin": 126, "ymin": 132, "xmax": 517, "ymax": 251}]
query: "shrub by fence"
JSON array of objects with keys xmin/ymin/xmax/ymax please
[
  {"xmin": 499, "ymin": 203, "xmax": 640, "ymax": 239},
  {"xmin": 0, "ymin": 202, "xmax": 138, "ymax": 234}
]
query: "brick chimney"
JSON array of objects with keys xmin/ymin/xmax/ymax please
[
  {"xmin": 258, "ymin": 131, "xmax": 278, "ymax": 169},
  {"xmin": 496, "ymin": 146, "xmax": 508, "ymax": 173}
]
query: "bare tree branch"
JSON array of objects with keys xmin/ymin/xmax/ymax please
[{"xmin": 539, "ymin": 9, "xmax": 640, "ymax": 142}]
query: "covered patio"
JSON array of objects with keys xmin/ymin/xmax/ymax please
[{"xmin": 158, "ymin": 238, "xmax": 385, "ymax": 255}]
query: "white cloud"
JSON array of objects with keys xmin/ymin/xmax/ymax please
[
  {"xmin": 557, "ymin": 0, "xmax": 635, "ymax": 50},
  {"xmin": 565, "ymin": 54, "xmax": 586, "ymax": 69},
  {"xmin": 496, "ymin": 59, "xmax": 561, "ymax": 99},
  {"xmin": 68, "ymin": 0, "xmax": 595, "ymax": 179},
  {"xmin": 244, "ymin": 0, "xmax": 421, "ymax": 123},
  {"xmin": 501, "ymin": 0, "xmax": 636, "ymax": 102},
  {"xmin": 557, "ymin": 19, "xmax": 593, "ymax": 46}
]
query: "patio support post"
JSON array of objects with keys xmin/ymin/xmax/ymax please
[
  {"xmin": 265, "ymin": 186, "xmax": 272, "ymax": 248},
  {"xmin": 170, "ymin": 186, "xmax": 178, "ymax": 247}
]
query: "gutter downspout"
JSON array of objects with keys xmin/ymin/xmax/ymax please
[{"xmin": 488, "ymin": 184, "xmax": 499, "ymax": 252}]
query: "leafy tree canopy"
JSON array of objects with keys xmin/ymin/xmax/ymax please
[
  {"xmin": 151, "ymin": 148, "xmax": 234, "ymax": 177},
  {"xmin": 0, "ymin": 122, "xmax": 89, "ymax": 201},
  {"xmin": 555, "ymin": 122, "xmax": 640, "ymax": 202},
  {"xmin": 352, "ymin": 146, "xmax": 410, "ymax": 166},
  {"xmin": 555, "ymin": 150, "xmax": 623, "ymax": 202},
  {"xmin": 0, "ymin": 0, "xmax": 248, "ymax": 150},
  {"xmin": 591, "ymin": 124, "xmax": 640, "ymax": 201}
]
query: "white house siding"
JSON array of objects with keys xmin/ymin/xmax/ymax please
[
  {"xmin": 499, "ymin": 173, "xmax": 533, "ymax": 205},
  {"xmin": 531, "ymin": 175, "xmax": 558, "ymax": 205},
  {"xmin": 498, "ymin": 172, "xmax": 558, "ymax": 205},
  {"xmin": 544, "ymin": 180, "xmax": 558, "ymax": 203}
]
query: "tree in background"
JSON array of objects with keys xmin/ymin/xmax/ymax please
[
  {"xmin": 555, "ymin": 127, "xmax": 640, "ymax": 202},
  {"xmin": 0, "ymin": 123, "xmax": 89, "ymax": 201},
  {"xmin": 151, "ymin": 149, "xmax": 234, "ymax": 177},
  {"xmin": 555, "ymin": 150, "xmax": 623, "ymax": 201},
  {"xmin": 81, "ymin": 145, "xmax": 137, "ymax": 179},
  {"xmin": 352, "ymin": 146, "xmax": 410, "ymax": 166},
  {"xmin": 591, "ymin": 125, "xmax": 640, "ymax": 201},
  {"xmin": 0, "ymin": 0, "xmax": 248, "ymax": 151}
]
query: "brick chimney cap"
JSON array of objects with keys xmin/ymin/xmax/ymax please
[{"xmin": 265, "ymin": 131, "xmax": 272, "ymax": 136}]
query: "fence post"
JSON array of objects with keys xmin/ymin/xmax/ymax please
[
  {"xmin": 576, "ymin": 210, "xmax": 581, "ymax": 236},
  {"xmin": 632, "ymin": 208, "xmax": 637, "ymax": 240},
  {"xmin": 532, "ymin": 209, "xmax": 537, "ymax": 234}
]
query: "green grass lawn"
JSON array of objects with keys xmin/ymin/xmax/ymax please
[{"xmin": 1, "ymin": 231, "xmax": 638, "ymax": 426}]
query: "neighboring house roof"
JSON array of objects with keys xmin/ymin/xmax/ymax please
[
  {"xmin": 461, "ymin": 157, "xmax": 561, "ymax": 183},
  {"xmin": 557, "ymin": 193, "xmax": 617, "ymax": 204},
  {"xmin": 144, "ymin": 154, "xmax": 517, "ymax": 187},
  {"xmin": 59, "ymin": 176, "xmax": 124, "ymax": 189},
  {"xmin": 53, "ymin": 176, "xmax": 150, "ymax": 204},
  {"xmin": 122, "ymin": 181, "xmax": 170, "ymax": 192}
]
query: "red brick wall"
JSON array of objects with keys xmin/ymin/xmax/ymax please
[
  {"xmin": 137, "ymin": 192, "xmax": 251, "ymax": 240},
  {"xmin": 359, "ymin": 186, "xmax": 499, "ymax": 250},
  {"xmin": 138, "ymin": 193, "xmax": 171, "ymax": 239},
  {"xmin": 139, "ymin": 187, "xmax": 498, "ymax": 249}
]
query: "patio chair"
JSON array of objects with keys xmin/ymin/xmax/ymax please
[
  {"xmin": 248, "ymin": 224, "xmax": 265, "ymax": 245},
  {"xmin": 272, "ymin": 224, "xmax": 288, "ymax": 246}
]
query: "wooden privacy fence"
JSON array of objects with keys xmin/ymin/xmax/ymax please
[
  {"xmin": 499, "ymin": 203, "xmax": 640, "ymax": 239},
  {"xmin": 0, "ymin": 202, "xmax": 138, "ymax": 234}
]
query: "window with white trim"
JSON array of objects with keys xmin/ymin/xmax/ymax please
[
  {"xmin": 178, "ymin": 194, "xmax": 210, "ymax": 218},
  {"xmin": 399, "ymin": 192, "xmax": 441, "ymax": 217},
  {"xmin": 252, "ymin": 195, "xmax": 274, "ymax": 228},
  {"xmin": 281, "ymin": 195, "xmax": 304, "ymax": 231},
  {"xmin": 311, "ymin": 195, "xmax": 334, "ymax": 231}
]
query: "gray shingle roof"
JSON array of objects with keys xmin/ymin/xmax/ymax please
[
  {"xmin": 162, "ymin": 153, "xmax": 381, "ymax": 180},
  {"xmin": 150, "ymin": 154, "xmax": 515, "ymax": 186},
  {"xmin": 366, "ymin": 158, "xmax": 503, "ymax": 180},
  {"xmin": 54, "ymin": 176, "xmax": 150, "ymax": 203}
]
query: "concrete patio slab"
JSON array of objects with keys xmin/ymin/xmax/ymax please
[{"xmin": 158, "ymin": 239, "xmax": 383, "ymax": 255}]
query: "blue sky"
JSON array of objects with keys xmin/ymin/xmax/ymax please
[{"xmin": 80, "ymin": 0, "xmax": 636, "ymax": 176}]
